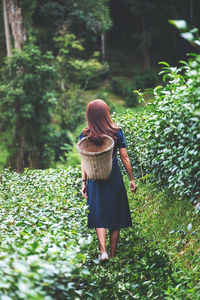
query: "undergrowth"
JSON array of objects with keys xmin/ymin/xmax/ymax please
[
  {"xmin": 80, "ymin": 177, "xmax": 200, "ymax": 299},
  {"xmin": 0, "ymin": 169, "xmax": 199, "ymax": 299}
]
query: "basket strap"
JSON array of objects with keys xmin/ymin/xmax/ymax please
[{"xmin": 112, "ymin": 153, "xmax": 116, "ymax": 161}]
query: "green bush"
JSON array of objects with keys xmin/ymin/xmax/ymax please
[
  {"xmin": 0, "ymin": 168, "xmax": 91, "ymax": 299},
  {"xmin": 54, "ymin": 34, "xmax": 109, "ymax": 90},
  {"xmin": 113, "ymin": 54, "xmax": 200, "ymax": 203},
  {"xmin": 0, "ymin": 168, "xmax": 199, "ymax": 299},
  {"xmin": 133, "ymin": 69, "xmax": 158, "ymax": 90},
  {"xmin": 95, "ymin": 90, "xmax": 122, "ymax": 113},
  {"xmin": 56, "ymin": 86, "xmax": 85, "ymax": 132},
  {"xmin": 113, "ymin": 110, "xmax": 146, "ymax": 179},
  {"xmin": 111, "ymin": 77, "xmax": 138, "ymax": 107},
  {"xmin": 80, "ymin": 62, "xmax": 109, "ymax": 90},
  {"xmin": 0, "ymin": 42, "xmax": 57, "ymax": 171}
]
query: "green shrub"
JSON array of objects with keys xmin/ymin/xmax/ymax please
[
  {"xmin": 0, "ymin": 168, "xmax": 199, "ymax": 299},
  {"xmin": 56, "ymin": 86, "xmax": 85, "ymax": 132},
  {"xmin": 111, "ymin": 77, "xmax": 127, "ymax": 96},
  {"xmin": 58, "ymin": 131, "xmax": 81, "ymax": 168},
  {"xmin": 113, "ymin": 54, "xmax": 200, "ymax": 203},
  {"xmin": 133, "ymin": 69, "xmax": 158, "ymax": 90},
  {"xmin": 143, "ymin": 57, "xmax": 200, "ymax": 203},
  {"xmin": 95, "ymin": 90, "xmax": 122, "ymax": 113},
  {"xmin": 80, "ymin": 62, "xmax": 109, "ymax": 90},
  {"xmin": 113, "ymin": 110, "xmax": 146, "ymax": 179},
  {"xmin": 0, "ymin": 42, "xmax": 57, "ymax": 171},
  {"xmin": 54, "ymin": 34, "xmax": 109, "ymax": 90},
  {"xmin": 111, "ymin": 77, "xmax": 138, "ymax": 107},
  {"xmin": 0, "ymin": 168, "xmax": 91, "ymax": 299}
]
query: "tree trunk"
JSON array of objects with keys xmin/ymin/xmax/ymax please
[
  {"xmin": 188, "ymin": 0, "xmax": 193, "ymax": 23},
  {"xmin": 101, "ymin": 33, "xmax": 106, "ymax": 61},
  {"xmin": 142, "ymin": 43, "xmax": 151, "ymax": 71},
  {"xmin": 141, "ymin": 16, "xmax": 151, "ymax": 71},
  {"xmin": 15, "ymin": 132, "xmax": 25, "ymax": 172},
  {"xmin": 2, "ymin": 0, "xmax": 12, "ymax": 56},
  {"xmin": 8, "ymin": 121, "xmax": 25, "ymax": 172},
  {"xmin": 6, "ymin": 0, "xmax": 26, "ymax": 50}
]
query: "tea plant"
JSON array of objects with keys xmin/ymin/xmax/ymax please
[
  {"xmin": 0, "ymin": 168, "xmax": 92, "ymax": 299},
  {"xmin": 0, "ymin": 168, "xmax": 199, "ymax": 299},
  {"xmin": 113, "ymin": 53, "xmax": 200, "ymax": 203}
]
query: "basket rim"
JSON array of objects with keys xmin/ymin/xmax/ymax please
[{"xmin": 77, "ymin": 135, "xmax": 114, "ymax": 157}]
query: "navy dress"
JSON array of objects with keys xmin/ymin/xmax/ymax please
[{"xmin": 80, "ymin": 128, "xmax": 132, "ymax": 230}]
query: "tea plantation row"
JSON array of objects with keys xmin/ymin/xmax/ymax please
[
  {"xmin": 113, "ymin": 54, "xmax": 200, "ymax": 204},
  {"xmin": 0, "ymin": 168, "xmax": 199, "ymax": 299},
  {"xmin": 0, "ymin": 168, "xmax": 91, "ymax": 299}
]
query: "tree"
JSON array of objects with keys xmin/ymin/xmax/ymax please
[
  {"xmin": 68, "ymin": 0, "xmax": 112, "ymax": 61},
  {"xmin": 54, "ymin": 33, "xmax": 108, "ymax": 132},
  {"xmin": 0, "ymin": 42, "xmax": 57, "ymax": 171},
  {"xmin": 6, "ymin": 0, "xmax": 26, "ymax": 50},
  {"xmin": 33, "ymin": 0, "xmax": 112, "ymax": 60},
  {"xmin": 128, "ymin": 0, "xmax": 157, "ymax": 71},
  {"xmin": 2, "ymin": 0, "xmax": 12, "ymax": 56}
]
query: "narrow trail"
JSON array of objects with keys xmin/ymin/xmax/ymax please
[{"xmin": 81, "ymin": 182, "xmax": 175, "ymax": 299}]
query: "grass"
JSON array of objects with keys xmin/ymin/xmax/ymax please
[
  {"xmin": 80, "ymin": 81, "xmax": 147, "ymax": 115},
  {"xmin": 0, "ymin": 167, "xmax": 199, "ymax": 298},
  {"xmin": 81, "ymin": 87, "xmax": 125, "ymax": 106},
  {"xmin": 0, "ymin": 145, "xmax": 8, "ymax": 170},
  {"xmin": 129, "ymin": 179, "xmax": 200, "ymax": 256},
  {"xmin": 80, "ymin": 177, "xmax": 200, "ymax": 299}
]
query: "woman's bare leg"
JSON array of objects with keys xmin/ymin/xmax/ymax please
[
  {"xmin": 109, "ymin": 230, "xmax": 120, "ymax": 257},
  {"xmin": 96, "ymin": 228, "xmax": 107, "ymax": 254}
]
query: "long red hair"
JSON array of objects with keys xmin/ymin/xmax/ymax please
[{"xmin": 83, "ymin": 99, "xmax": 119, "ymax": 144}]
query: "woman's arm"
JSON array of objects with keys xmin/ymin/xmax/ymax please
[
  {"xmin": 81, "ymin": 160, "xmax": 88, "ymax": 199},
  {"xmin": 120, "ymin": 148, "xmax": 136, "ymax": 194}
]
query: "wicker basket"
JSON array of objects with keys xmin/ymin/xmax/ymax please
[{"xmin": 77, "ymin": 135, "xmax": 114, "ymax": 180}]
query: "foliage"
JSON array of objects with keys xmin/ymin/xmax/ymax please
[
  {"xmin": 0, "ymin": 143, "xmax": 8, "ymax": 169},
  {"xmin": 0, "ymin": 168, "xmax": 199, "ymax": 299},
  {"xmin": 169, "ymin": 19, "xmax": 200, "ymax": 53},
  {"xmin": 0, "ymin": 41, "xmax": 57, "ymax": 171},
  {"xmin": 0, "ymin": 167, "xmax": 91, "ymax": 299},
  {"xmin": 69, "ymin": 0, "xmax": 112, "ymax": 35},
  {"xmin": 113, "ymin": 53, "xmax": 200, "ymax": 203},
  {"xmin": 133, "ymin": 69, "xmax": 158, "ymax": 90},
  {"xmin": 111, "ymin": 71, "xmax": 158, "ymax": 102},
  {"xmin": 95, "ymin": 90, "xmax": 123, "ymax": 113},
  {"xmin": 144, "ymin": 56, "xmax": 200, "ymax": 203},
  {"xmin": 113, "ymin": 110, "xmax": 146, "ymax": 178},
  {"xmin": 59, "ymin": 131, "xmax": 81, "ymax": 168},
  {"xmin": 111, "ymin": 77, "xmax": 138, "ymax": 107},
  {"xmin": 54, "ymin": 34, "xmax": 109, "ymax": 90},
  {"xmin": 55, "ymin": 86, "xmax": 85, "ymax": 133},
  {"xmin": 36, "ymin": 0, "xmax": 112, "ymax": 43},
  {"xmin": 126, "ymin": 179, "xmax": 200, "ymax": 299},
  {"xmin": 82, "ymin": 228, "xmax": 173, "ymax": 299}
]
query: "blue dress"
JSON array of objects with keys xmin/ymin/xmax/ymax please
[{"xmin": 80, "ymin": 128, "xmax": 132, "ymax": 230}]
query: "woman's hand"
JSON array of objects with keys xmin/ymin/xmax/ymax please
[
  {"xmin": 81, "ymin": 184, "xmax": 88, "ymax": 199},
  {"xmin": 120, "ymin": 149, "xmax": 136, "ymax": 194},
  {"xmin": 130, "ymin": 180, "xmax": 136, "ymax": 195}
]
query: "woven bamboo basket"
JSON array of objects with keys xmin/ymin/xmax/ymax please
[{"xmin": 77, "ymin": 135, "xmax": 114, "ymax": 180}]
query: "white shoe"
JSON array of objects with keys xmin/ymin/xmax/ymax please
[{"xmin": 98, "ymin": 252, "xmax": 109, "ymax": 263}]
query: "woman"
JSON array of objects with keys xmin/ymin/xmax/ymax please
[{"xmin": 80, "ymin": 99, "xmax": 136, "ymax": 262}]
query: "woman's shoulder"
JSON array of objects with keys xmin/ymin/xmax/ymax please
[
  {"xmin": 116, "ymin": 128, "xmax": 126, "ymax": 148},
  {"xmin": 117, "ymin": 128, "xmax": 124, "ymax": 137},
  {"xmin": 80, "ymin": 129, "xmax": 89, "ymax": 140},
  {"xmin": 80, "ymin": 132, "xmax": 85, "ymax": 140}
]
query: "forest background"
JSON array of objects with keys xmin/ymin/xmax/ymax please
[
  {"xmin": 0, "ymin": 1, "xmax": 200, "ymax": 299},
  {"xmin": 0, "ymin": 0, "xmax": 200, "ymax": 171}
]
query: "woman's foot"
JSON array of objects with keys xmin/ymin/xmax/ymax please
[
  {"xmin": 108, "ymin": 253, "xmax": 114, "ymax": 258},
  {"xmin": 98, "ymin": 252, "xmax": 109, "ymax": 262}
]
